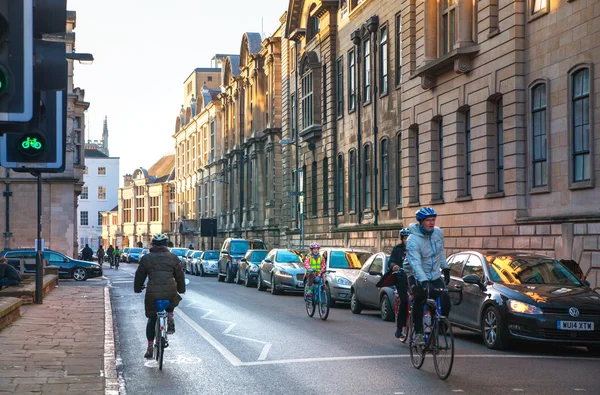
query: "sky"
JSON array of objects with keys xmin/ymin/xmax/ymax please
[{"xmin": 66, "ymin": 0, "xmax": 287, "ymax": 185}]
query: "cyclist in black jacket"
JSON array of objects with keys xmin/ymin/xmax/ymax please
[{"xmin": 388, "ymin": 228, "xmax": 411, "ymax": 339}]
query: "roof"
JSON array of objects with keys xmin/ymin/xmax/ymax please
[
  {"xmin": 147, "ymin": 154, "xmax": 175, "ymax": 183},
  {"xmin": 109, "ymin": 205, "xmax": 118, "ymax": 212},
  {"xmin": 229, "ymin": 55, "xmax": 241, "ymax": 77},
  {"xmin": 244, "ymin": 32, "xmax": 263, "ymax": 55},
  {"xmin": 184, "ymin": 68, "xmax": 221, "ymax": 82},
  {"xmin": 84, "ymin": 149, "xmax": 109, "ymax": 158}
]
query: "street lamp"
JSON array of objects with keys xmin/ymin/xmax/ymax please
[
  {"xmin": 65, "ymin": 52, "xmax": 94, "ymax": 65},
  {"xmin": 280, "ymin": 138, "xmax": 304, "ymax": 249}
]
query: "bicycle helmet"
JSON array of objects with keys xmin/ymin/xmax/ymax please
[
  {"xmin": 151, "ymin": 233, "xmax": 169, "ymax": 246},
  {"xmin": 400, "ymin": 228, "xmax": 410, "ymax": 237},
  {"xmin": 415, "ymin": 207, "xmax": 437, "ymax": 222},
  {"xmin": 309, "ymin": 242, "xmax": 320, "ymax": 249}
]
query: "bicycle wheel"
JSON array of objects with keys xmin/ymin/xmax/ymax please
[
  {"xmin": 400, "ymin": 306, "xmax": 411, "ymax": 344},
  {"xmin": 409, "ymin": 321, "xmax": 425, "ymax": 369},
  {"xmin": 318, "ymin": 286, "xmax": 330, "ymax": 321},
  {"xmin": 432, "ymin": 318, "xmax": 454, "ymax": 380},
  {"xmin": 154, "ymin": 319, "xmax": 161, "ymax": 361},
  {"xmin": 159, "ymin": 333, "xmax": 165, "ymax": 371},
  {"xmin": 305, "ymin": 287, "xmax": 315, "ymax": 317}
]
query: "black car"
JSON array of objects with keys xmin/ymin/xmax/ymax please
[
  {"xmin": 236, "ymin": 249, "xmax": 268, "ymax": 287},
  {"xmin": 217, "ymin": 238, "xmax": 267, "ymax": 283},
  {"xmin": 1, "ymin": 248, "xmax": 103, "ymax": 281},
  {"xmin": 446, "ymin": 251, "xmax": 600, "ymax": 353}
]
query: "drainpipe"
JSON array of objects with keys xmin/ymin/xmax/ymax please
[
  {"xmin": 351, "ymin": 29, "xmax": 362, "ymax": 225},
  {"xmin": 294, "ymin": 39, "xmax": 300, "ymax": 232},
  {"xmin": 367, "ymin": 16, "xmax": 380, "ymax": 226}
]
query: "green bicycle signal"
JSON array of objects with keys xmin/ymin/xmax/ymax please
[
  {"xmin": 18, "ymin": 134, "xmax": 46, "ymax": 156},
  {"xmin": 22, "ymin": 137, "xmax": 42, "ymax": 150}
]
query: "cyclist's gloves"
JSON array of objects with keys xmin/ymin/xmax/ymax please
[
  {"xmin": 443, "ymin": 268, "xmax": 450, "ymax": 285},
  {"xmin": 420, "ymin": 280, "xmax": 430, "ymax": 292}
]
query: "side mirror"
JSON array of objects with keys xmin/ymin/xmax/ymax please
[
  {"xmin": 463, "ymin": 274, "xmax": 482, "ymax": 285},
  {"xmin": 64, "ymin": 257, "xmax": 68, "ymax": 262},
  {"xmin": 264, "ymin": 258, "xmax": 272, "ymax": 263},
  {"xmin": 240, "ymin": 258, "xmax": 247, "ymax": 262},
  {"xmin": 368, "ymin": 270, "xmax": 382, "ymax": 276},
  {"xmin": 583, "ymin": 280, "xmax": 591, "ymax": 287},
  {"xmin": 221, "ymin": 250, "xmax": 229, "ymax": 255}
]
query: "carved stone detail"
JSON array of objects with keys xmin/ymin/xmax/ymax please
[
  {"xmin": 420, "ymin": 74, "xmax": 436, "ymax": 90},
  {"xmin": 454, "ymin": 55, "xmax": 472, "ymax": 74}
]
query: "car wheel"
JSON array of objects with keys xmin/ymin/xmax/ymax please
[
  {"xmin": 325, "ymin": 284, "xmax": 336, "ymax": 308},
  {"xmin": 199, "ymin": 265, "xmax": 205, "ymax": 277},
  {"xmin": 380, "ymin": 293, "xmax": 394, "ymax": 322},
  {"xmin": 270, "ymin": 275, "xmax": 281, "ymax": 295},
  {"xmin": 234, "ymin": 269, "xmax": 241, "ymax": 285},
  {"xmin": 244, "ymin": 272, "xmax": 252, "ymax": 288},
  {"xmin": 257, "ymin": 272, "xmax": 266, "ymax": 291},
  {"xmin": 73, "ymin": 268, "xmax": 88, "ymax": 281},
  {"xmin": 217, "ymin": 266, "xmax": 225, "ymax": 282},
  {"xmin": 225, "ymin": 264, "xmax": 234, "ymax": 283},
  {"xmin": 350, "ymin": 291, "xmax": 363, "ymax": 314},
  {"xmin": 482, "ymin": 305, "xmax": 508, "ymax": 350}
]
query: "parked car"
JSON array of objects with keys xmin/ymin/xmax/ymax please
[
  {"xmin": 198, "ymin": 250, "xmax": 219, "ymax": 276},
  {"xmin": 257, "ymin": 249, "xmax": 306, "ymax": 295},
  {"xmin": 183, "ymin": 250, "xmax": 196, "ymax": 274},
  {"xmin": 120, "ymin": 247, "xmax": 131, "ymax": 262},
  {"xmin": 184, "ymin": 250, "xmax": 202, "ymax": 275},
  {"xmin": 320, "ymin": 248, "xmax": 372, "ymax": 307},
  {"xmin": 217, "ymin": 238, "xmax": 267, "ymax": 283},
  {"xmin": 127, "ymin": 247, "xmax": 144, "ymax": 263},
  {"xmin": 139, "ymin": 248, "xmax": 149, "ymax": 261},
  {"xmin": 445, "ymin": 251, "xmax": 600, "ymax": 353},
  {"xmin": 170, "ymin": 248, "xmax": 189, "ymax": 266},
  {"xmin": 350, "ymin": 252, "xmax": 396, "ymax": 322},
  {"xmin": 236, "ymin": 249, "xmax": 268, "ymax": 287},
  {"xmin": 0, "ymin": 248, "xmax": 103, "ymax": 281}
]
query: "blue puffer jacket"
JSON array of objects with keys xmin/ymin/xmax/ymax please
[{"xmin": 403, "ymin": 222, "xmax": 448, "ymax": 283}]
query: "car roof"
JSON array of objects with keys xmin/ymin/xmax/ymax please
[
  {"xmin": 322, "ymin": 247, "xmax": 372, "ymax": 253},
  {"xmin": 451, "ymin": 250, "xmax": 554, "ymax": 259}
]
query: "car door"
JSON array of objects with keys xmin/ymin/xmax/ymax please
[
  {"xmin": 44, "ymin": 251, "xmax": 71, "ymax": 277},
  {"xmin": 460, "ymin": 254, "xmax": 488, "ymax": 329},
  {"xmin": 261, "ymin": 251, "xmax": 275, "ymax": 284},
  {"xmin": 363, "ymin": 254, "xmax": 385, "ymax": 307},
  {"xmin": 446, "ymin": 253, "xmax": 469, "ymax": 325},
  {"xmin": 354, "ymin": 256, "xmax": 373, "ymax": 303},
  {"xmin": 219, "ymin": 240, "xmax": 230, "ymax": 274}
]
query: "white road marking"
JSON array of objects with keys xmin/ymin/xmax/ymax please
[
  {"xmin": 393, "ymin": 392, "xmax": 405, "ymax": 395},
  {"xmin": 223, "ymin": 323, "xmax": 236, "ymax": 334},
  {"xmin": 258, "ymin": 343, "xmax": 272, "ymax": 361},
  {"xmin": 178, "ymin": 309, "xmax": 243, "ymax": 367},
  {"xmin": 512, "ymin": 390, "xmax": 524, "ymax": 392},
  {"xmin": 110, "ymin": 281, "xmax": 133, "ymax": 284},
  {"xmin": 574, "ymin": 390, "xmax": 586, "ymax": 392},
  {"xmin": 452, "ymin": 391, "xmax": 465, "ymax": 393}
]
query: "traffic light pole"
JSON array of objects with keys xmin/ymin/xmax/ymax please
[{"xmin": 35, "ymin": 172, "xmax": 43, "ymax": 304}]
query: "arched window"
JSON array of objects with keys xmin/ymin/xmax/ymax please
[
  {"xmin": 337, "ymin": 154, "xmax": 344, "ymax": 213},
  {"xmin": 323, "ymin": 157, "xmax": 329, "ymax": 214},
  {"xmin": 496, "ymin": 99, "xmax": 504, "ymax": 192},
  {"xmin": 380, "ymin": 139, "xmax": 389, "ymax": 206},
  {"xmin": 438, "ymin": 118, "xmax": 444, "ymax": 200},
  {"xmin": 531, "ymin": 83, "xmax": 547, "ymax": 187},
  {"xmin": 311, "ymin": 161, "xmax": 318, "ymax": 216},
  {"xmin": 396, "ymin": 133, "xmax": 402, "ymax": 206},
  {"xmin": 464, "ymin": 110, "xmax": 472, "ymax": 196},
  {"xmin": 364, "ymin": 144, "xmax": 372, "ymax": 209},
  {"xmin": 571, "ymin": 68, "xmax": 591, "ymax": 183}
]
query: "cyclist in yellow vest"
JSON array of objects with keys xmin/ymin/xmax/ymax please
[{"xmin": 303, "ymin": 242, "xmax": 325, "ymax": 298}]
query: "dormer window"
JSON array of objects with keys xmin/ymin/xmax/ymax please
[{"xmin": 307, "ymin": 5, "xmax": 320, "ymax": 41}]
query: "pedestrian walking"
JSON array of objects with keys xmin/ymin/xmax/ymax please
[{"xmin": 97, "ymin": 246, "xmax": 105, "ymax": 265}]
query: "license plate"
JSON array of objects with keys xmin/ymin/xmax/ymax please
[
  {"xmin": 557, "ymin": 321, "xmax": 594, "ymax": 331},
  {"xmin": 297, "ymin": 281, "xmax": 304, "ymax": 287}
]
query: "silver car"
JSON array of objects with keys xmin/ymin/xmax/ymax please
[
  {"xmin": 321, "ymin": 248, "xmax": 372, "ymax": 307},
  {"xmin": 350, "ymin": 252, "xmax": 396, "ymax": 322},
  {"xmin": 198, "ymin": 250, "xmax": 219, "ymax": 276},
  {"xmin": 257, "ymin": 249, "xmax": 305, "ymax": 295}
]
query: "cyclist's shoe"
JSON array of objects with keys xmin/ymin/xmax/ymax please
[
  {"xmin": 144, "ymin": 345, "xmax": 153, "ymax": 359},
  {"xmin": 395, "ymin": 327, "xmax": 404, "ymax": 339},
  {"xmin": 414, "ymin": 333, "xmax": 426, "ymax": 346},
  {"xmin": 305, "ymin": 289, "xmax": 313, "ymax": 300},
  {"xmin": 167, "ymin": 317, "xmax": 175, "ymax": 334}
]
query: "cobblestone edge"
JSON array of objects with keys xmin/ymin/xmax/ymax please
[{"xmin": 104, "ymin": 286, "xmax": 124, "ymax": 395}]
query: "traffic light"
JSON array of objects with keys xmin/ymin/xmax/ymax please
[
  {"xmin": 0, "ymin": 89, "xmax": 66, "ymax": 172},
  {"xmin": 0, "ymin": 0, "xmax": 34, "ymax": 122}
]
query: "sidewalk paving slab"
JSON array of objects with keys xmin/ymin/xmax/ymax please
[{"xmin": 0, "ymin": 285, "xmax": 119, "ymax": 394}]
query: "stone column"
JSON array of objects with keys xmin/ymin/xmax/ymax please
[
  {"xmin": 457, "ymin": 0, "xmax": 474, "ymax": 48},
  {"xmin": 424, "ymin": 0, "xmax": 438, "ymax": 61}
]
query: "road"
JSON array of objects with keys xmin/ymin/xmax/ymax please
[{"xmin": 104, "ymin": 263, "xmax": 600, "ymax": 395}]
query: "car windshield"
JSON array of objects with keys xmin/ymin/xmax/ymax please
[
  {"xmin": 486, "ymin": 255, "xmax": 582, "ymax": 286},
  {"xmin": 250, "ymin": 251, "xmax": 268, "ymax": 262},
  {"xmin": 193, "ymin": 252, "xmax": 202, "ymax": 258},
  {"xmin": 230, "ymin": 241, "xmax": 250, "ymax": 254},
  {"xmin": 171, "ymin": 248, "xmax": 188, "ymax": 256},
  {"xmin": 130, "ymin": 248, "xmax": 142, "ymax": 253},
  {"xmin": 328, "ymin": 251, "xmax": 370, "ymax": 269},
  {"xmin": 250, "ymin": 240, "xmax": 266, "ymax": 249},
  {"xmin": 276, "ymin": 250, "xmax": 301, "ymax": 263},
  {"xmin": 203, "ymin": 251, "xmax": 219, "ymax": 260}
]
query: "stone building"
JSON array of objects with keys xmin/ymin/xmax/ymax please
[
  {"xmin": 215, "ymin": 25, "xmax": 286, "ymax": 249},
  {"xmin": 275, "ymin": 0, "xmax": 600, "ymax": 287},
  {"xmin": 0, "ymin": 11, "xmax": 88, "ymax": 257},
  {"xmin": 100, "ymin": 206, "xmax": 119, "ymax": 248},
  {"xmin": 116, "ymin": 154, "xmax": 175, "ymax": 248},
  {"xmin": 85, "ymin": 116, "xmax": 110, "ymax": 156}
]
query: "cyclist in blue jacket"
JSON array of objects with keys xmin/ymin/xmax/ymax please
[{"xmin": 403, "ymin": 207, "xmax": 451, "ymax": 346}]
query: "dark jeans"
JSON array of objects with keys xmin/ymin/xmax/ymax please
[
  {"xmin": 146, "ymin": 307, "xmax": 175, "ymax": 342},
  {"xmin": 412, "ymin": 278, "xmax": 450, "ymax": 335},
  {"xmin": 394, "ymin": 271, "xmax": 416, "ymax": 330},
  {"xmin": 0, "ymin": 278, "xmax": 20, "ymax": 287}
]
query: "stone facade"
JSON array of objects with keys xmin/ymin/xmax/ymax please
[
  {"xmin": 116, "ymin": 155, "xmax": 175, "ymax": 248},
  {"xmin": 0, "ymin": 11, "xmax": 87, "ymax": 257},
  {"xmin": 100, "ymin": 207, "xmax": 119, "ymax": 248},
  {"xmin": 276, "ymin": 0, "xmax": 600, "ymax": 288}
]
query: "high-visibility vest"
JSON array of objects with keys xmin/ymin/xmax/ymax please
[{"xmin": 309, "ymin": 255, "xmax": 322, "ymax": 272}]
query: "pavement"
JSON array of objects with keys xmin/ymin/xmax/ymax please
[{"xmin": 0, "ymin": 278, "xmax": 119, "ymax": 394}]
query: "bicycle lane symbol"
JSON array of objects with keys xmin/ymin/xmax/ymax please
[{"xmin": 144, "ymin": 355, "xmax": 202, "ymax": 368}]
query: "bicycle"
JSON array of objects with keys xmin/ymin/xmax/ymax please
[
  {"xmin": 304, "ymin": 270, "xmax": 335, "ymax": 320},
  {"xmin": 408, "ymin": 285, "xmax": 461, "ymax": 380},
  {"xmin": 153, "ymin": 299, "xmax": 170, "ymax": 370}
]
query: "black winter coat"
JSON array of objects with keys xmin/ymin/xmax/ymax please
[
  {"xmin": 134, "ymin": 246, "xmax": 186, "ymax": 318},
  {"xmin": 388, "ymin": 243, "xmax": 407, "ymax": 270}
]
